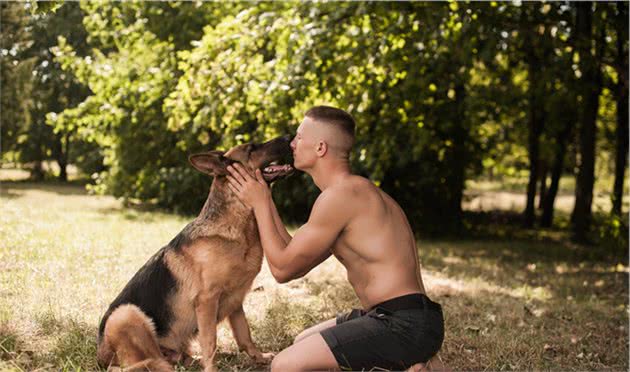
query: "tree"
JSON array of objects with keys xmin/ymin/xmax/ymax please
[
  {"xmin": 571, "ymin": 2, "xmax": 606, "ymax": 241},
  {"xmin": 1, "ymin": 2, "xmax": 36, "ymax": 174},
  {"xmin": 1, "ymin": 2, "xmax": 99, "ymax": 180},
  {"xmin": 521, "ymin": 4, "xmax": 552, "ymax": 228},
  {"xmin": 540, "ymin": 5, "xmax": 580, "ymax": 228},
  {"xmin": 611, "ymin": 2, "xmax": 628, "ymax": 216},
  {"xmin": 52, "ymin": 2, "xmax": 239, "ymax": 212}
]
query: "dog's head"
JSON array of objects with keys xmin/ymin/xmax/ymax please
[{"xmin": 189, "ymin": 135, "xmax": 294, "ymax": 183}]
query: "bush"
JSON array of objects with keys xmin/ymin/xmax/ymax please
[{"xmin": 593, "ymin": 213, "xmax": 629, "ymax": 260}]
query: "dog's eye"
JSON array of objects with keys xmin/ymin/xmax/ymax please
[{"xmin": 248, "ymin": 144, "xmax": 259, "ymax": 153}]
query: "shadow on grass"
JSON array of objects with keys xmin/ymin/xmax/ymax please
[
  {"xmin": 0, "ymin": 312, "xmax": 100, "ymax": 371},
  {"xmin": 0, "ymin": 324, "xmax": 25, "ymax": 363},
  {"xmin": 460, "ymin": 210, "xmax": 627, "ymax": 261},
  {"xmin": 96, "ymin": 204, "xmax": 194, "ymax": 223},
  {"xmin": 435, "ymin": 288, "xmax": 628, "ymax": 370},
  {"xmin": 251, "ymin": 275, "xmax": 628, "ymax": 370},
  {"xmin": 50, "ymin": 319, "xmax": 98, "ymax": 371},
  {"xmin": 0, "ymin": 181, "xmax": 90, "ymax": 197}
]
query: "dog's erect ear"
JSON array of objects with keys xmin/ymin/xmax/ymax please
[{"xmin": 189, "ymin": 151, "xmax": 232, "ymax": 176}]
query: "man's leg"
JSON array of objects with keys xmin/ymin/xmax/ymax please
[
  {"xmin": 271, "ymin": 333, "xmax": 339, "ymax": 372},
  {"xmin": 293, "ymin": 318, "xmax": 336, "ymax": 344}
]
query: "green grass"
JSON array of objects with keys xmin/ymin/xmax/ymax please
[{"xmin": 0, "ymin": 181, "xmax": 627, "ymax": 371}]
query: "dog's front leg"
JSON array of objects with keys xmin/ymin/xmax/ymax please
[
  {"xmin": 195, "ymin": 290, "xmax": 220, "ymax": 372},
  {"xmin": 228, "ymin": 306, "xmax": 274, "ymax": 364}
]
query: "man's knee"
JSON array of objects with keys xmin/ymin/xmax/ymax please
[
  {"xmin": 293, "ymin": 318, "xmax": 336, "ymax": 345},
  {"xmin": 271, "ymin": 351, "xmax": 294, "ymax": 372}
]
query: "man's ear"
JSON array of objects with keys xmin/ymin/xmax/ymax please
[
  {"xmin": 316, "ymin": 140, "xmax": 328, "ymax": 157},
  {"xmin": 189, "ymin": 151, "xmax": 232, "ymax": 176}
]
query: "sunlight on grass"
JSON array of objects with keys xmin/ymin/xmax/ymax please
[{"xmin": 0, "ymin": 182, "xmax": 627, "ymax": 371}]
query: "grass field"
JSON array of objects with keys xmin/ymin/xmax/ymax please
[{"xmin": 0, "ymin": 180, "xmax": 628, "ymax": 371}]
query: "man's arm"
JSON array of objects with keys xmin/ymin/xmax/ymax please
[
  {"xmin": 225, "ymin": 164, "xmax": 346, "ymax": 283},
  {"xmin": 254, "ymin": 190, "xmax": 348, "ymax": 283},
  {"xmin": 268, "ymin": 196, "xmax": 292, "ymax": 244}
]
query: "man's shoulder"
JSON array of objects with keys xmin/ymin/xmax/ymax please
[
  {"xmin": 329, "ymin": 175, "xmax": 376, "ymax": 195},
  {"xmin": 314, "ymin": 176, "xmax": 379, "ymax": 215}
]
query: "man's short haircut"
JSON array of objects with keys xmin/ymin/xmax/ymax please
[{"xmin": 305, "ymin": 106, "xmax": 356, "ymax": 141}]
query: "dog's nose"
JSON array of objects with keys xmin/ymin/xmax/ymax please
[{"xmin": 281, "ymin": 134, "xmax": 292, "ymax": 142}]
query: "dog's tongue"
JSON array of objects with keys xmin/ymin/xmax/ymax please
[{"xmin": 263, "ymin": 164, "xmax": 293, "ymax": 173}]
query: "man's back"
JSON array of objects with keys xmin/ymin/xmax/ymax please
[{"xmin": 327, "ymin": 175, "xmax": 426, "ymax": 308}]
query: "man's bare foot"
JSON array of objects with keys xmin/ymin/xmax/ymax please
[{"xmin": 406, "ymin": 354, "xmax": 451, "ymax": 372}]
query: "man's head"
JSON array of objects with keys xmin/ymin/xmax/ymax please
[{"xmin": 290, "ymin": 106, "xmax": 356, "ymax": 171}]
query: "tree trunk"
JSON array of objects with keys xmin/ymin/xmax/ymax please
[
  {"xmin": 450, "ymin": 81, "xmax": 467, "ymax": 227},
  {"xmin": 538, "ymin": 160, "xmax": 548, "ymax": 210},
  {"xmin": 612, "ymin": 2, "xmax": 629, "ymax": 215},
  {"xmin": 29, "ymin": 123, "xmax": 45, "ymax": 181},
  {"xmin": 524, "ymin": 63, "xmax": 544, "ymax": 228},
  {"xmin": 571, "ymin": 2, "xmax": 604, "ymax": 241},
  {"xmin": 58, "ymin": 132, "xmax": 70, "ymax": 182},
  {"xmin": 52, "ymin": 132, "xmax": 68, "ymax": 182},
  {"xmin": 31, "ymin": 160, "xmax": 44, "ymax": 181},
  {"xmin": 541, "ymin": 119, "xmax": 573, "ymax": 227}
]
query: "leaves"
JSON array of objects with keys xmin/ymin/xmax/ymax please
[{"xmin": 5, "ymin": 2, "xmax": 623, "ymax": 227}]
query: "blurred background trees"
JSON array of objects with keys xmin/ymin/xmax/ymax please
[{"xmin": 1, "ymin": 1, "xmax": 627, "ymax": 247}]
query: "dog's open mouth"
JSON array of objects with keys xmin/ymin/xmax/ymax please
[{"xmin": 262, "ymin": 161, "xmax": 294, "ymax": 182}]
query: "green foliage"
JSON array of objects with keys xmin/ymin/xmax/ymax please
[
  {"xmin": 1, "ymin": 2, "xmax": 35, "ymax": 159},
  {"xmin": 593, "ymin": 213, "xmax": 629, "ymax": 258},
  {"xmin": 1, "ymin": 2, "xmax": 100, "ymax": 180},
  {"xmin": 7, "ymin": 1, "xmax": 624, "ymax": 231}
]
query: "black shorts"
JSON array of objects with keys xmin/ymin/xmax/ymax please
[{"xmin": 320, "ymin": 293, "xmax": 444, "ymax": 371}]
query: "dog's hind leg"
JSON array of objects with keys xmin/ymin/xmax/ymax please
[
  {"xmin": 101, "ymin": 304, "xmax": 173, "ymax": 372},
  {"xmin": 97, "ymin": 334, "xmax": 118, "ymax": 369}
]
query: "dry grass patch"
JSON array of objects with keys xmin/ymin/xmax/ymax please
[{"xmin": 0, "ymin": 181, "xmax": 627, "ymax": 371}]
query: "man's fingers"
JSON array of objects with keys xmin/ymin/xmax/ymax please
[
  {"xmin": 230, "ymin": 163, "xmax": 251, "ymax": 182},
  {"xmin": 226, "ymin": 175, "xmax": 243, "ymax": 190},
  {"xmin": 227, "ymin": 182, "xmax": 240, "ymax": 196},
  {"xmin": 227, "ymin": 166, "xmax": 245, "ymax": 184},
  {"xmin": 255, "ymin": 169, "xmax": 265, "ymax": 183}
]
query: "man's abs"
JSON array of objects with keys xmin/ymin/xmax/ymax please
[{"xmin": 340, "ymin": 252, "xmax": 424, "ymax": 308}]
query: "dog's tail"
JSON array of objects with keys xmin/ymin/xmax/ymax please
[{"xmin": 98, "ymin": 304, "xmax": 172, "ymax": 371}]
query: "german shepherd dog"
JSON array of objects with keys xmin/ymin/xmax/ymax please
[{"xmin": 97, "ymin": 135, "xmax": 294, "ymax": 372}]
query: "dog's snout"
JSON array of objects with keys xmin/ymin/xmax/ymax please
[{"xmin": 273, "ymin": 135, "xmax": 292, "ymax": 153}]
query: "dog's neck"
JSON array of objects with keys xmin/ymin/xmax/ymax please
[{"xmin": 197, "ymin": 177, "xmax": 252, "ymax": 222}]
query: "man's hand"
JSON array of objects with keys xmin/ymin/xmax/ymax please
[{"xmin": 226, "ymin": 163, "xmax": 271, "ymax": 210}]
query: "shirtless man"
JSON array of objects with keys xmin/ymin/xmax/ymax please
[{"xmin": 226, "ymin": 106, "xmax": 445, "ymax": 371}]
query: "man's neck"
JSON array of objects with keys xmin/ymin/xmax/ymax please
[{"xmin": 309, "ymin": 159, "xmax": 352, "ymax": 191}]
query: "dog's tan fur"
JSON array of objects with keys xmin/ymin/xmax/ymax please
[{"xmin": 97, "ymin": 139, "xmax": 291, "ymax": 372}]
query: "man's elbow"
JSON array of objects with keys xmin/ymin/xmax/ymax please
[
  {"xmin": 270, "ymin": 267, "xmax": 293, "ymax": 284},
  {"xmin": 276, "ymin": 271, "xmax": 296, "ymax": 284}
]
